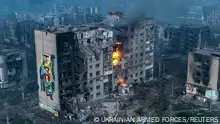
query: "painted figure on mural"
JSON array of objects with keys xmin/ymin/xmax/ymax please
[{"xmin": 40, "ymin": 54, "xmax": 55, "ymax": 100}]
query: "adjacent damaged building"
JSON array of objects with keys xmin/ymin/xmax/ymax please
[
  {"xmin": 166, "ymin": 24, "xmax": 212, "ymax": 54},
  {"xmin": 186, "ymin": 48, "xmax": 220, "ymax": 101},
  {"xmin": 0, "ymin": 48, "xmax": 28, "ymax": 88},
  {"xmin": 74, "ymin": 25, "xmax": 114, "ymax": 101},
  {"xmin": 34, "ymin": 25, "xmax": 114, "ymax": 114},
  {"xmin": 35, "ymin": 28, "xmax": 79, "ymax": 114}
]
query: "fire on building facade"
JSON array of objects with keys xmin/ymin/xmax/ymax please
[
  {"xmin": 34, "ymin": 17, "xmax": 156, "ymax": 115},
  {"xmin": 122, "ymin": 18, "xmax": 155, "ymax": 86}
]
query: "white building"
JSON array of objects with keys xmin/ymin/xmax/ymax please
[{"xmin": 187, "ymin": 48, "xmax": 220, "ymax": 100}]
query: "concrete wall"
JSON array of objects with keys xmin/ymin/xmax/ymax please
[
  {"xmin": 0, "ymin": 55, "xmax": 8, "ymax": 88},
  {"xmin": 209, "ymin": 57, "xmax": 219, "ymax": 91},
  {"xmin": 187, "ymin": 52, "xmax": 219, "ymax": 99},
  {"xmin": 35, "ymin": 30, "xmax": 60, "ymax": 112},
  {"xmin": 187, "ymin": 53, "xmax": 195, "ymax": 84},
  {"xmin": 21, "ymin": 51, "xmax": 28, "ymax": 80}
]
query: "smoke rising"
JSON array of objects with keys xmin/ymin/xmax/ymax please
[
  {"xmin": 102, "ymin": 0, "xmax": 193, "ymax": 23},
  {"xmin": 99, "ymin": 0, "xmax": 194, "ymax": 26},
  {"xmin": 0, "ymin": 0, "xmax": 204, "ymax": 23}
]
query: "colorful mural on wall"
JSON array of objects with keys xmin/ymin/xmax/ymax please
[{"xmin": 40, "ymin": 54, "xmax": 55, "ymax": 100}]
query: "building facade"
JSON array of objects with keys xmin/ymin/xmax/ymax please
[
  {"xmin": 187, "ymin": 48, "xmax": 220, "ymax": 100},
  {"xmin": 120, "ymin": 18, "xmax": 155, "ymax": 87},
  {"xmin": 74, "ymin": 25, "xmax": 114, "ymax": 101},
  {"xmin": 203, "ymin": 6, "xmax": 220, "ymax": 25},
  {"xmin": 35, "ymin": 29, "xmax": 80, "ymax": 114},
  {"xmin": 167, "ymin": 24, "xmax": 212, "ymax": 54},
  {"xmin": 0, "ymin": 49, "xmax": 28, "ymax": 89},
  {"xmin": 35, "ymin": 18, "xmax": 156, "ymax": 112}
]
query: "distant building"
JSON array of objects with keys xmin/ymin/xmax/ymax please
[
  {"xmin": 0, "ymin": 49, "xmax": 28, "ymax": 88},
  {"xmin": 86, "ymin": 7, "xmax": 100, "ymax": 14},
  {"xmin": 185, "ymin": 6, "xmax": 204, "ymax": 24},
  {"xmin": 155, "ymin": 24, "xmax": 170, "ymax": 54},
  {"xmin": 166, "ymin": 24, "xmax": 212, "ymax": 54},
  {"xmin": 15, "ymin": 20, "xmax": 44, "ymax": 48},
  {"xmin": 203, "ymin": 6, "xmax": 220, "ymax": 25},
  {"xmin": 3, "ymin": 20, "xmax": 16, "ymax": 44},
  {"xmin": 86, "ymin": 14, "xmax": 103, "ymax": 24},
  {"xmin": 186, "ymin": 48, "xmax": 220, "ymax": 100},
  {"xmin": 193, "ymin": 0, "xmax": 219, "ymax": 7}
]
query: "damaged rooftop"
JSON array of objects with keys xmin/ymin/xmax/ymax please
[{"xmin": 193, "ymin": 47, "xmax": 220, "ymax": 58}]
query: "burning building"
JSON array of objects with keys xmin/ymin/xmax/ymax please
[
  {"xmin": 35, "ymin": 25, "xmax": 114, "ymax": 114},
  {"xmin": 113, "ymin": 18, "xmax": 155, "ymax": 92},
  {"xmin": 187, "ymin": 48, "xmax": 220, "ymax": 100}
]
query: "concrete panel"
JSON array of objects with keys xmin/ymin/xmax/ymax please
[
  {"xmin": 0, "ymin": 55, "xmax": 8, "ymax": 82},
  {"xmin": 187, "ymin": 53, "xmax": 195, "ymax": 84},
  {"xmin": 35, "ymin": 30, "xmax": 60, "ymax": 112},
  {"xmin": 209, "ymin": 57, "xmax": 219, "ymax": 91}
]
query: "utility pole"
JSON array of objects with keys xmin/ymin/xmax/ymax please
[
  {"xmin": 209, "ymin": 90, "xmax": 212, "ymax": 111},
  {"xmin": 5, "ymin": 103, "xmax": 10, "ymax": 124},
  {"xmin": 171, "ymin": 78, "xmax": 174, "ymax": 98},
  {"xmin": 6, "ymin": 116, "xmax": 9, "ymax": 124},
  {"xmin": 163, "ymin": 60, "xmax": 165, "ymax": 77},
  {"xmin": 159, "ymin": 59, "xmax": 161, "ymax": 79},
  {"xmin": 169, "ymin": 76, "xmax": 174, "ymax": 124},
  {"xmin": 21, "ymin": 82, "xmax": 25, "ymax": 102}
]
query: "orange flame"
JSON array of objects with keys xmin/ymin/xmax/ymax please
[
  {"xmin": 112, "ymin": 49, "xmax": 121, "ymax": 66},
  {"xmin": 121, "ymin": 82, "xmax": 128, "ymax": 87},
  {"xmin": 116, "ymin": 77, "xmax": 128, "ymax": 87}
]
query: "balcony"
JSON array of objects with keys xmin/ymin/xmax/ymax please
[
  {"xmin": 145, "ymin": 64, "xmax": 153, "ymax": 70},
  {"xmin": 104, "ymin": 70, "xmax": 113, "ymax": 75},
  {"xmin": 145, "ymin": 41, "xmax": 150, "ymax": 44},
  {"xmin": 145, "ymin": 47, "xmax": 150, "ymax": 51},
  {"xmin": 149, "ymin": 52, "xmax": 153, "ymax": 56},
  {"xmin": 60, "ymin": 90, "xmax": 72, "ymax": 96},
  {"xmin": 103, "ymin": 78, "xmax": 108, "ymax": 82}
]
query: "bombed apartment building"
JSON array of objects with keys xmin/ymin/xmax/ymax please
[
  {"xmin": 0, "ymin": 49, "xmax": 28, "ymax": 88},
  {"xmin": 155, "ymin": 24, "xmax": 171, "ymax": 56},
  {"xmin": 74, "ymin": 25, "xmax": 114, "ymax": 101},
  {"xmin": 166, "ymin": 24, "xmax": 212, "ymax": 54},
  {"xmin": 35, "ymin": 28, "xmax": 81, "ymax": 114},
  {"xmin": 34, "ymin": 25, "xmax": 115, "ymax": 115},
  {"xmin": 186, "ymin": 48, "xmax": 220, "ymax": 101},
  {"xmin": 119, "ymin": 18, "xmax": 155, "ymax": 88}
]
